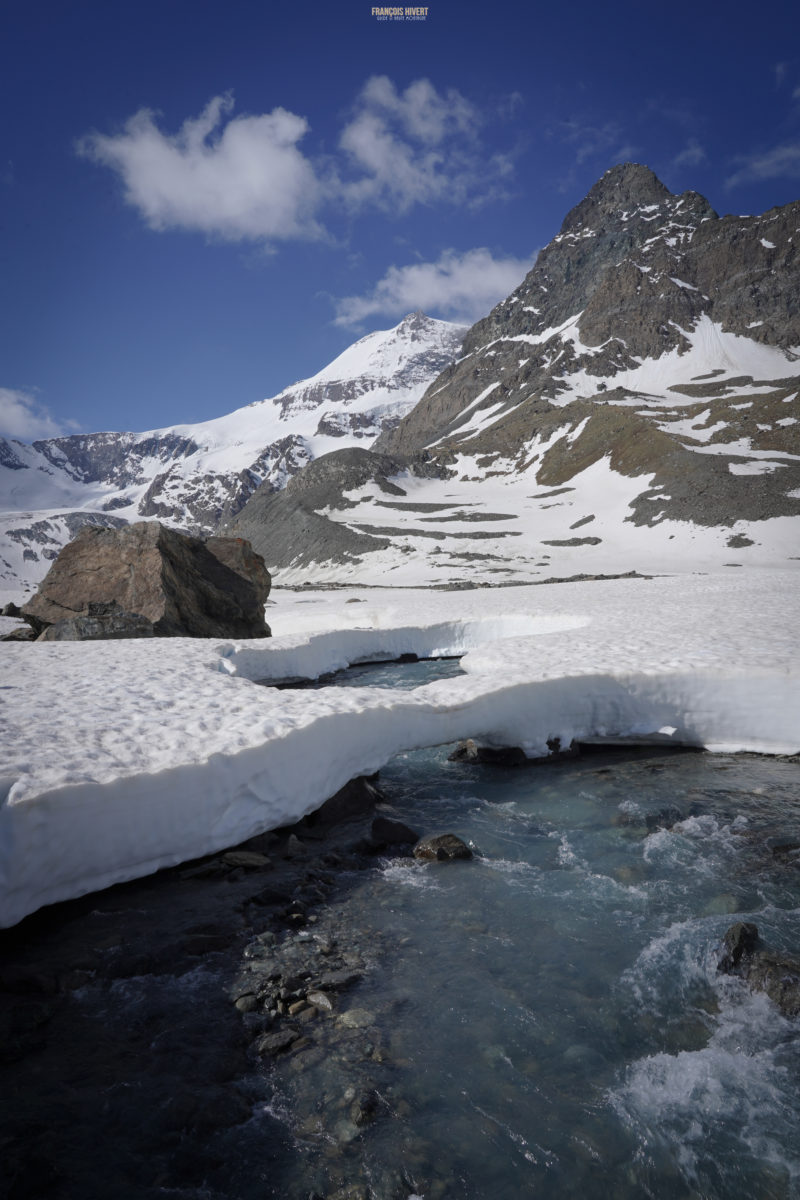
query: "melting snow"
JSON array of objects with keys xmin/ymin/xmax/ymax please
[{"xmin": 1, "ymin": 571, "xmax": 798, "ymax": 926}]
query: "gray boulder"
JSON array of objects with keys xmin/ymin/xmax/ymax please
[
  {"xmin": 37, "ymin": 600, "xmax": 154, "ymax": 641},
  {"xmin": 21, "ymin": 521, "xmax": 271, "ymax": 639}
]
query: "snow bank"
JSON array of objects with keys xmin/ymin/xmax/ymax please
[{"xmin": 1, "ymin": 571, "xmax": 798, "ymax": 926}]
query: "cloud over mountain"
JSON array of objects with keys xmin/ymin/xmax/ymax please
[
  {"xmin": 0, "ymin": 387, "xmax": 73, "ymax": 441},
  {"xmin": 334, "ymin": 247, "xmax": 534, "ymax": 326}
]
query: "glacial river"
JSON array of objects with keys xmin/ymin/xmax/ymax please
[
  {"xmin": 254, "ymin": 656, "xmax": 800, "ymax": 1199},
  {"xmin": 2, "ymin": 657, "xmax": 798, "ymax": 1200}
]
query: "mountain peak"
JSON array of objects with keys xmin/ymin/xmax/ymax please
[
  {"xmin": 559, "ymin": 162, "xmax": 673, "ymax": 234},
  {"xmin": 397, "ymin": 310, "xmax": 435, "ymax": 334}
]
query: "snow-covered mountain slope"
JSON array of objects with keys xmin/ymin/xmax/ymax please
[
  {"xmin": 230, "ymin": 165, "xmax": 800, "ymax": 585},
  {"xmin": 0, "ymin": 312, "xmax": 464, "ymax": 601}
]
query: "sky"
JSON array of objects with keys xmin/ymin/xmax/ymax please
[{"xmin": 1, "ymin": 0, "xmax": 799, "ymax": 441}]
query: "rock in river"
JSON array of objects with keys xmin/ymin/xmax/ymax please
[
  {"xmin": 413, "ymin": 833, "xmax": 473, "ymax": 862},
  {"xmin": 717, "ymin": 922, "xmax": 800, "ymax": 1018}
]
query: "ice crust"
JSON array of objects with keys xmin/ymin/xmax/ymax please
[{"xmin": 1, "ymin": 571, "xmax": 798, "ymax": 926}]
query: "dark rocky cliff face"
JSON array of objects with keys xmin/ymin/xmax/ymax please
[
  {"xmin": 226, "ymin": 165, "xmax": 799, "ymax": 583},
  {"xmin": 375, "ymin": 164, "xmax": 799, "ymax": 463}
]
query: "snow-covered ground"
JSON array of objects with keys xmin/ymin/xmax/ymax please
[
  {"xmin": 1, "ymin": 571, "xmax": 798, "ymax": 927},
  {"xmin": 285, "ymin": 448, "xmax": 799, "ymax": 589}
]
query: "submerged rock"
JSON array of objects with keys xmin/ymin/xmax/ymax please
[
  {"xmin": 717, "ymin": 922, "xmax": 800, "ymax": 1017},
  {"xmin": 413, "ymin": 833, "xmax": 473, "ymax": 862}
]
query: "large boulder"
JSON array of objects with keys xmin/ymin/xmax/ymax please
[
  {"xmin": 37, "ymin": 600, "xmax": 155, "ymax": 641},
  {"xmin": 21, "ymin": 521, "xmax": 271, "ymax": 639}
]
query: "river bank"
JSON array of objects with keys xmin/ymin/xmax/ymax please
[{"xmin": 3, "ymin": 734, "xmax": 799, "ymax": 1199}]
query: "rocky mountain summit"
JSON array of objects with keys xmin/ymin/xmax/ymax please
[
  {"xmin": 0, "ymin": 313, "xmax": 464, "ymax": 601},
  {"xmin": 229, "ymin": 164, "xmax": 800, "ymax": 585}
]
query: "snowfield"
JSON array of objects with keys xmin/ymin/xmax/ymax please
[{"xmin": 1, "ymin": 571, "xmax": 798, "ymax": 927}]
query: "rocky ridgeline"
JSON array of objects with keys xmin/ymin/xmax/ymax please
[
  {"xmin": 10, "ymin": 520, "xmax": 271, "ymax": 640},
  {"xmin": 222, "ymin": 164, "xmax": 800, "ymax": 577},
  {"xmin": 376, "ymin": 163, "xmax": 800, "ymax": 461}
]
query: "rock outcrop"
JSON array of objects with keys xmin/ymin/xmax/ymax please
[
  {"xmin": 717, "ymin": 921, "xmax": 800, "ymax": 1018},
  {"xmin": 21, "ymin": 521, "xmax": 271, "ymax": 639},
  {"xmin": 226, "ymin": 446, "xmax": 450, "ymax": 573},
  {"xmin": 413, "ymin": 833, "xmax": 473, "ymax": 861}
]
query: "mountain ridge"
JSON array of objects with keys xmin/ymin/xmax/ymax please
[
  {"xmin": 0, "ymin": 312, "xmax": 465, "ymax": 601},
  {"xmin": 228, "ymin": 164, "xmax": 800, "ymax": 586}
]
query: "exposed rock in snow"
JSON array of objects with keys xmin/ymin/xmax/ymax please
[{"xmin": 21, "ymin": 522, "xmax": 272, "ymax": 639}]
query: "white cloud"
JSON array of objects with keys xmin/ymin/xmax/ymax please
[
  {"xmin": 672, "ymin": 138, "xmax": 706, "ymax": 169},
  {"xmin": 726, "ymin": 141, "xmax": 800, "ymax": 187},
  {"xmin": 77, "ymin": 93, "xmax": 323, "ymax": 243},
  {"xmin": 78, "ymin": 81, "xmax": 516, "ymax": 243},
  {"xmin": 0, "ymin": 388, "xmax": 72, "ymax": 441},
  {"xmin": 337, "ymin": 76, "xmax": 510, "ymax": 212},
  {"xmin": 334, "ymin": 247, "xmax": 534, "ymax": 327}
]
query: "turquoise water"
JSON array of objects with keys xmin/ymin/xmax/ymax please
[
  {"xmin": 252, "ymin": 666, "xmax": 800, "ymax": 1198},
  {"xmin": 274, "ymin": 654, "xmax": 465, "ymax": 690}
]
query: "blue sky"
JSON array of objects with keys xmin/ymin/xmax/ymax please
[{"xmin": 2, "ymin": 0, "xmax": 799, "ymax": 440}]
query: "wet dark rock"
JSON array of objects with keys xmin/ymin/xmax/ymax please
[
  {"xmin": 371, "ymin": 816, "xmax": 421, "ymax": 846},
  {"xmin": 743, "ymin": 952, "xmax": 800, "ymax": 1018},
  {"xmin": 1, "ymin": 601, "xmax": 21, "ymax": 617},
  {"xmin": 254, "ymin": 1028, "xmax": 301, "ymax": 1057},
  {"xmin": 349, "ymin": 1087, "xmax": 382, "ymax": 1127},
  {"xmin": 770, "ymin": 840, "xmax": 800, "ymax": 860},
  {"xmin": 413, "ymin": 833, "xmax": 473, "ymax": 861},
  {"xmin": 315, "ymin": 968, "xmax": 364, "ymax": 993},
  {"xmin": 248, "ymin": 884, "xmax": 295, "ymax": 908},
  {"xmin": 448, "ymin": 739, "xmax": 528, "ymax": 766},
  {"xmin": 221, "ymin": 850, "xmax": 272, "ymax": 870},
  {"xmin": 717, "ymin": 922, "xmax": 800, "ymax": 1017},
  {"xmin": 307, "ymin": 775, "xmax": 386, "ymax": 827},
  {"xmin": 717, "ymin": 921, "xmax": 759, "ymax": 972}
]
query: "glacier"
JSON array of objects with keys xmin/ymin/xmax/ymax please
[{"xmin": 1, "ymin": 570, "xmax": 798, "ymax": 927}]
